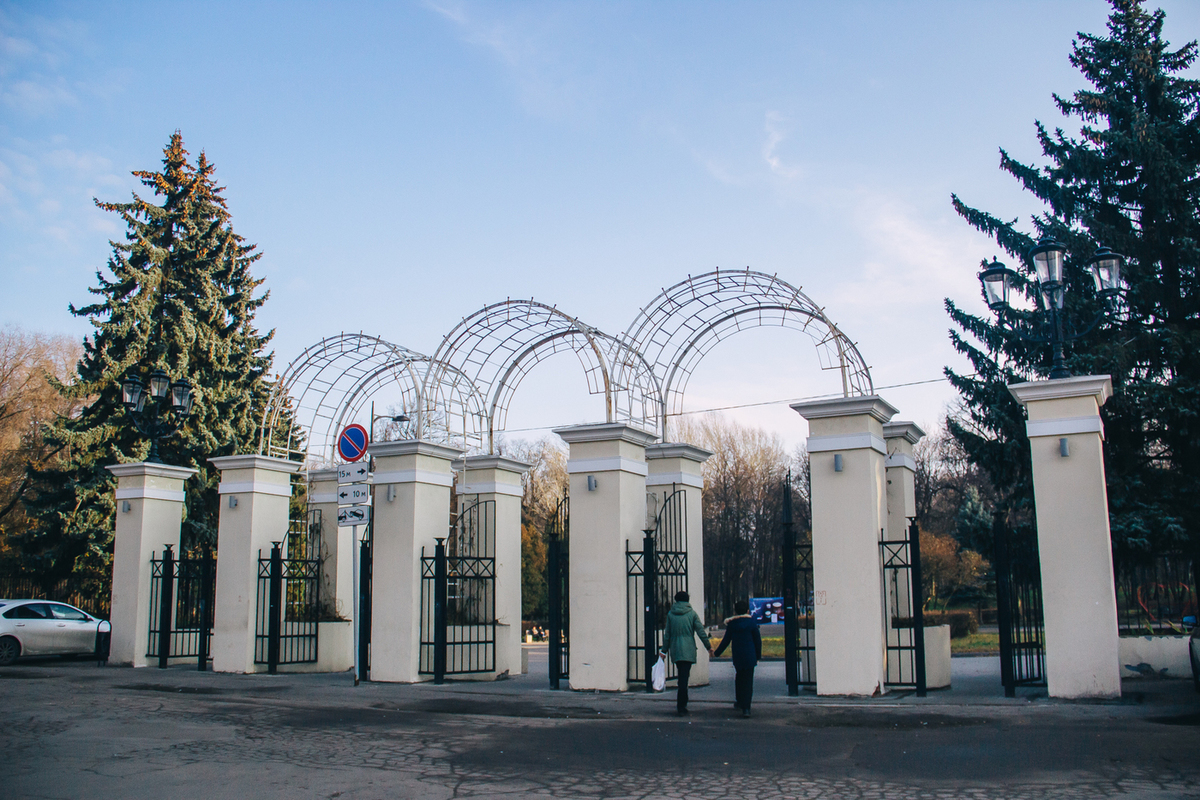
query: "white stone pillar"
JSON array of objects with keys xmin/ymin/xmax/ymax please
[
  {"xmin": 368, "ymin": 440, "xmax": 462, "ymax": 683},
  {"xmin": 645, "ymin": 443, "xmax": 712, "ymax": 686},
  {"xmin": 106, "ymin": 462, "xmax": 197, "ymax": 667},
  {"xmin": 1009, "ymin": 375, "xmax": 1121, "ymax": 699},
  {"xmin": 308, "ymin": 468, "xmax": 355, "ymax": 623},
  {"xmin": 554, "ymin": 422, "xmax": 656, "ymax": 692},
  {"xmin": 792, "ymin": 395, "xmax": 897, "ymax": 696},
  {"xmin": 457, "ymin": 454, "xmax": 529, "ymax": 679},
  {"xmin": 209, "ymin": 454, "xmax": 301, "ymax": 674},
  {"xmin": 882, "ymin": 422, "xmax": 924, "ymax": 540}
]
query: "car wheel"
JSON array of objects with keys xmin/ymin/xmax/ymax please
[{"xmin": 0, "ymin": 636, "xmax": 19, "ymax": 667}]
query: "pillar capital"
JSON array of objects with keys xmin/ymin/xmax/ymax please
[
  {"xmin": 369, "ymin": 440, "xmax": 463, "ymax": 487},
  {"xmin": 645, "ymin": 442, "xmax": 711, "ymax": 489},
  {"xmin": 553, "ymin": 422, "xmax": 657, "ymax": 447},
  {"xmin": 455, "ymin": 455, "xmax": 529, "ymax": 498},
  {"xmin": 1010, "ymin": 375, "xmax": 1112, "ymax": 442}
]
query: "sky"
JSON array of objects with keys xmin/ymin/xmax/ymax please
[{"xmin": 3, "ymin": 1, "xmax": 1199, "ymax": 455}]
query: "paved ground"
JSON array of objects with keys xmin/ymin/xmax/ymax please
[{"xmin": 4, "ymin": 647, "xmax": 1199, "ymax": 799}]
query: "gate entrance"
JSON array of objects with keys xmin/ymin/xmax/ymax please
[
  {"xmin": 547, "ymin": 493, "xmax": 569, "ymax": 689},
  {"xmin": 148, "ymin": 544, "xmax": 216, "ymax": 670},
  {"xmin": 420, "ymin": 499, "xmax": 497, "ymax": 681},
  {"xmin": 781, "ymin": 480, "xmax": 815, "ymax": 692},
  {"xmin": 627, "ymin": 488, "xmax": 688, "ymax": 689},
  {"xmin": 254, "ymin": 517, "xmax": 321, "ymax": 672},
  {"xmin": 993, "ymin": 513, "xmax": 1046, "ymax": 695},
  {"xmin": 880, "ymin": 519, "xmax": 927, "ymax": 693}
]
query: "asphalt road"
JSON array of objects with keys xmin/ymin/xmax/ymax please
[{"xmin": 4, "ymin": 653, "xmax": 1199, "ymax": 800}]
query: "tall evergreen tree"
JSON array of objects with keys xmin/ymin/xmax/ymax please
[
  {"xmin": 946, "ymin": 0, "xmax": 1200, "ymax": 557},
  {"xmin": 19, "ymin": 133, "xmax": 276, "ymax": 578}
]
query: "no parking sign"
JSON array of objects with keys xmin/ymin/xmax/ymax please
[{"xmin": 337, "ymin": 423, "xmax": 369, "ymax": 462}]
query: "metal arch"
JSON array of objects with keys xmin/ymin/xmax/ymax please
[
  {"xmin": 623, "ymin": 269, "xmax": 873, "ymax": 438},
  {"xmin": 259, "ymin": 333, "xmax": 433, "ymax": 465},
  {"xmin": 424, "ymin": 299, "xmax": 654, "ymax": 453}
]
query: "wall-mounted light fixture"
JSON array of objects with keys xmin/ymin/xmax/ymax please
[
  {"xmin": 833, "ymin": 454, "xmax": 844, "ymax": 472},
  {"xmin": 121, "ymin": 500, "xmax": 131, "ymax": 513},
  {"xmin": 1059, "ymin": 437, "xmax": 1070, "ymax": 458},
  {"xmin": 587, "ymin": 475, "xmax": 598, "ymax": 491},
  {"xmin": 228, "ymin": 495, "xmax": 238, "ymax": 508},
  {"xmin": 386, "ymin": 484, "xmax": 396, "ymax": 502}
]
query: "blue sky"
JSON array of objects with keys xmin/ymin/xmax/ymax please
[{"xmin": 3, "ymin": 1, "xmax": 1198, "ymax": 449}]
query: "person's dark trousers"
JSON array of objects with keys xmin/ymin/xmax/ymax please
[
  {"xmin": 735, "ymin": 666, "xmax": 755, "ymax": 710},
  {"xmin": 676, "ymin": 660, "xmax": 693, "ymax": 712}
]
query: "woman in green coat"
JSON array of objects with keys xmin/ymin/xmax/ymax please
[{"xmin": 660, "ymin": 590, "xmax": 712, "ymax": 715}]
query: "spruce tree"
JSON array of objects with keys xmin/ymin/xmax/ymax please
[
  {"xmin": 947, "ymin": 0, "xmax": 1200, "ymax": 558},
  {"xmin": 19, "ymin": 133, "xmax": 276, "ymax": 579}
]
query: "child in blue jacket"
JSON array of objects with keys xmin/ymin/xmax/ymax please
[{"xmin": 714, "ymin": 599, "xmax": 762, "ymax": 717}]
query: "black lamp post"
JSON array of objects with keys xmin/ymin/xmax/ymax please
[
  {"xmin": 121, "ymin": 367, "xmax": 195, "ymax": 463},
  {"xmin": 979, "ymin": 239, "xmax": 1124, "ymax": 379}
]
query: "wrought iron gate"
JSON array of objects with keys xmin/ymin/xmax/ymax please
[
  {"xmin": 547, "ymin": 493, "xmax": 569, "ymax": 689},
  {"xmin": 254, "ymin": 527, "xmax": 321, "ymax": 672},
  {"xmin": 627, "ymin": 488, "xmax": 688, "ymax": 687},
  {"xmin": 781, "ymin": 476, "xmax": 816, "ymax": 691},
  {"xmin": 420, "ymin": 499, "xmax": 497, "ymax": 680},
  {"xmin": 993, "ymin": 513, "xmax": 1046, "ymax": 695},
  {"xmin": 880, "ymin": 519, "xmax": 927, "ymax": 693},
  {"xmin": 147, "ymin": 545, "xmax": 216, "ymax": 670}
]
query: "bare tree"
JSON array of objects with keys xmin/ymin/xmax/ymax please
[{"xmin": 0, "ymin": 327, "xmax": 84, "ymax": 560}]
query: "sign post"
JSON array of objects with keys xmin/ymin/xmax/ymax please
[{"xmin": 337, "ymin": 424, "xmax": 371, "ymax": 683}]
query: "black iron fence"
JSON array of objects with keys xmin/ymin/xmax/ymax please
[
  {"xmin": 880, "ymin": 520, "xmax": 927, "ymax": 694},
  {"xmin": 0, "ymin": 570, "xmax": 111, "ymax": 620},
  {"xmin": 547, "ymin": 493, "xmax": 569, "ymax": 689},
  {"xmin": 1114, "ymin": 553, "xmax": 1198, "ymax": 635},
  {"xmin": 254, "ymin": 542, "xmax": 320, "ymax": 671},
  {"xmin": 147, "ymin": 545, "xmax": 216, "ymax": 670},
  {"xmin": 627, "ymin": 488, "xmax": 688, "ymax": 689},
  {"xmin": 993, "ymin": 514, "xmax": 1046, "ymax": 696},
  {"xmin": 419, "ymin": 500, "xmax": 497, "ymax": 682}
]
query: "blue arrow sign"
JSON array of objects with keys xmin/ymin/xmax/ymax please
[{"xmin": 338, "ymin": 424, "xmax": 369, "ymax": 463}]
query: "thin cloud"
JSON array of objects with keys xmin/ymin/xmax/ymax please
[{"xmin": 762, "ymin": 111, "xmax": 803, "ymax": 180}]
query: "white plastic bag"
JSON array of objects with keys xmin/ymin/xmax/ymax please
[{"xmin": 651, "ymin": 652, "xmax": 667, "ymax": 692}]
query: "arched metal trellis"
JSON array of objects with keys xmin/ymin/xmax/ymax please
[
  {"xmin": 422, "ymin": 300, "xmax": 659, "ymax": 453},
  {"xmin": 622, "ymin": 269, "xmax": 873, "ymax": 439},
  {"xmin": 259, "ymin": 333, "xmax": 433, "ymax": 465}
]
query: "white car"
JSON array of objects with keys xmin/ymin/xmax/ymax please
[{"xmin": 0, "ymin": 599, "xmax": 111, "ymax": 666}]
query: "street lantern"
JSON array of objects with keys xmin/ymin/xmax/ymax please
[
  {"xmin": 978, "ymin": 240, "xmax": 1125, "ymax": 380},
  {"xmin": 979, "ymin": 258, "xmax": 1016, "ymax": 312},
  {"xmin": 1089, "ymin": 246, "xmax": 1124, "ymax": 298},
  {"xmin": 121, "ymin": 367, "xmax": 196, "ymax": 463},
  {"xmin": 121, "ymin": 373, "xmax": 146, "ymax": 413}
]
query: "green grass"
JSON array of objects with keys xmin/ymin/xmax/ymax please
[{"xmin": 951, "ymin": 632, "xmax": 1000, "ymax": 655}]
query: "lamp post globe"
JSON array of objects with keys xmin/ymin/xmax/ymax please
[
  {"xmin": 977, "ymin": 240, "xmax": 1125, "ymax": 381},
  {"xmin": 120, "ymin": 368, "xmax": 196, "ymax": 463}
]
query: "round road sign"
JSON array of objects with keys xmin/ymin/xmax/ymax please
[{"xmin": 338, "ymin": 424, "xmax": 370, "ymax": 462}]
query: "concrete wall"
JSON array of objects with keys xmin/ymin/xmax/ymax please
[{"xmin": 1119, "ymin": 636, "xmax": 1191, "ymax": 680}]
